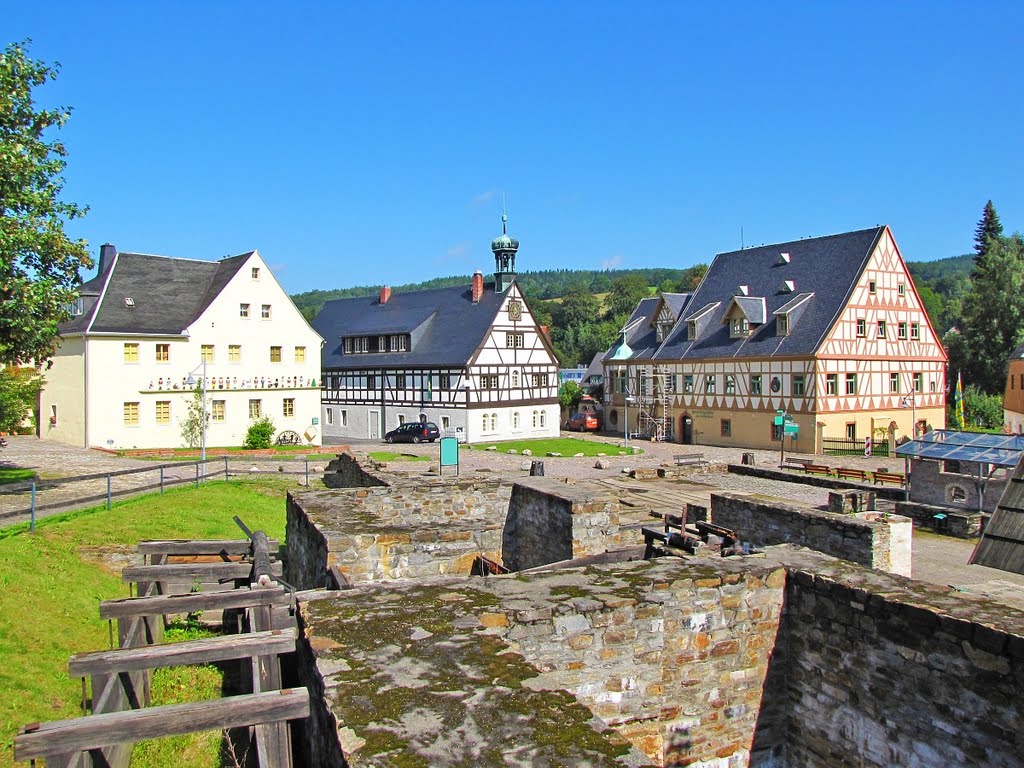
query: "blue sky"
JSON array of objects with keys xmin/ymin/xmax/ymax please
[{"xmin": 6, "ymin": 1, "xmax": 1023, "ymax": 294}]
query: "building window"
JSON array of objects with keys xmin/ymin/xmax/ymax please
[
  {"xmin": 251, "ymin": 267, "xmax": 260, "ymax": 280},
  {"xmin": 705, "ymin": 375, "xmax": 716, "ymax": 394},
  {"xmin": 826, "ymin": 373, "xmax": 838, "ymax": 395},
  {"xmin": 123, "ymin": 401, "xmax": 140, "ymax": 425},
  {"xmin": 325, "ymin": 407, "xmax": 333, "ymax": 425},
  {"xmin": 481, "ymin": 413, "xmax": 488, "ymax": 432},
  {"xmin": 730, "ymin": 317, "xmax": 749, "ymax": 338},
  {"xmin": 155, "ymin": 343, "xmax": 170, "ymax": 363},
  {"xmin": 201, "ymin": 344, "xmax": 214, "ymax": 363},
  {"xmin": 124, "ymin": 343, "xmax": 139, "ymax": 363},
  {"xmin": 506, "ymin": 332, "xmax": 524, "ymax": 348},
  {"xmin": 869, "ymin": 280, "xmax": 876, "ymax": 294},
  {"xmin": 539, "ymin": 411, "xmax": 547, "ymax": 428},
  {"xmin": 910, "ymin": 323, "xmax": 920, "ymax": 340},
  {"xmin": 532, "ymin": 373, "xmax": 550, "ymax": 387},
  {"xmin": 155, "ymin": 400, "xmax": 171, "ymax": 424},
  {"xmin": 295, "ymin": 346, "xmax": 306, "ymax": 363},
  {"xmin": 856, "ymin": 319, "xmax": 866, "ymax": 337},
  {"xmin": 877, "ymin": 320, "xmax": 887, "ymax": 339},
  {"xmin": 913, "ymin": 372, "xmax": 923, "ymax": 393},
  {"xmin": 440, "ymin": 374, "xmax": 451, "ymax": 389},
  {"xmin": 440, "ymin": 415, "xmax": 449, "ymax": 430},
  {"xmin": 240, "ymin": 303, "xmax": 250, "ymax": 318},
  {"xmin": 683, "ymin": 374, "xmax": 694, "ymax": 394},
  {"xmin": 898, "ymin": 283, "xmax": 906, "ymax": 296},
  {"xmin": 721, "ymin": 419, "xmax": 731, "ymax": 437},
  {"xmin": 283, "ymin": 398, "xmax": 295, "ymax": 418},
  {"xmin": 367, "ymin": 374, "xmax": 377, "ymax": 390},
  {"xmin": 532, "ymin": 410, "xmax": 539, "ymax": 428},
  {"xmin": 846, "ymin": 422, "xmax": 857, "ymax": 440},
  {"xmin": 750, "ymin": 374, "xmax": 762, "ymax": 395},
  {"xmin": 212, "ymin": 400, "xmax": 225, "ymax": 421},
  {"xmin": 511, "ymin": 370, "xmax": 520, "ymax": 387},
  {"xmin": 396, "ymin": 374, "xmax": 407, "ymax": 389},
  {"xmin": 890, "ymin": 373, "xmax": 900, "ymax": 393},
  {"xmin": 725, "ymin": 374, "xmax": 736, "ymax": 394},
  {"xmin": 270, "ymin": 346, "xmax": 282, "ymax": 363},
  {"xmin": 687, "ymin": 320, "xmax": 697, "ymax": 338},
  {"xmin": 341, "ymin": 409, "xmax": 348, "ymax": 427},
  {"xmin": 845, "ymin": 373, "xmax": 857, "ymax": 395},
  {"xmin": 390, "ymin": 335, "xmax": 407, "ymax": 352},
  {"xmin": 343, "ymin": 338, "xmax": 353, "ymax": 354},
  {"xmin": 898, "ymin": 322, "xmax": 907, "ymax": 340},
  {"xmin": 261, "ymin": 304, "xmax": 271, "ymax": 319},
  {"xmin": 777, "ymin": 314, "xmax": 789, "ymax": 336},
  {"xmin": 481, "ymin": 374, "xmax": 499, "ymax": 389},
  {"xmin": 513, "ymin": 411, "xmax": 520, "ymax": 429},
  {"xmin": 377, "ymin": 335, "xmax": 387, "ymax": 352},
  {"xmin": 792, "ymin": 374, "xmax": 806, "ymax": 396},
  {"xmin": 249, "ymin": 399, "xmax": 262, "ymax": 419}
]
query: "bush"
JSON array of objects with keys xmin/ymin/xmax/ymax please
[{"xmin": 243, "ymin": 417, "xmax": 276, "ymax": 449}]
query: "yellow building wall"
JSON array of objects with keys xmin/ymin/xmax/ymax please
[{"xmin": 39, "ymin": 336, "xmax": 87, "ymax": 447}]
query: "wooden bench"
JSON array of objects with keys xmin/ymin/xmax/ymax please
[
  {"xmin": 835, "ymin": 467, "xmax": 869, "ymax": 482},
  {"xmin": 873, "ymin": 471, "xmax": 906, "ymax": 487},
  {"xmin": 673, "ymin": 453, "xmax": 709, "ymax": 468},
  {"xmin": 803, "ymin": 464, "xmax": 833, "ymax": 477},
  {"xmin": 781, "ymin": 456, "xmax": 814, "ymax": 470}
]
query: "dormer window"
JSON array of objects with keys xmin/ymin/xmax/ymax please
[
  {"xmin": 687, "ymin": 320, "xmax": 697, "ymax": 338},
  {"xmin": 730, "ymin": 317, "xmax": 750, "ymax": 338},
  {"xmin": 777, "ymin": 314, "xmax": 790, "ymax": 336}
]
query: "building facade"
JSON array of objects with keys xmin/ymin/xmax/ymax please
[
  {"xmin": 604, "ymin": 227, "xmax": 947, "ymax": 451},
  {"xmin": 41, "ymin": 245, "xmax": 323, "ymax": 449},
  {"xmin": 315, "ymin": 217, "xmax": 560, "ymax": 444}
]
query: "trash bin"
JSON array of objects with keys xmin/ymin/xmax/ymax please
[
  {"xmin": 530, "ymin": 461, "xmax": 545, "ymax": 477},
  {"xmin": 741, "ymin": 452, "xmax": 755, "ymax": 466}
]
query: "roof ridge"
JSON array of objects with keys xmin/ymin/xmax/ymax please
[{"xmin": 716, "ymin": 225, "xmax": 886, "ymax": 258}]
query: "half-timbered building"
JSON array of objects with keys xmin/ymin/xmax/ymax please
[
  {"xmin": 314, "ymin": 217, "xmax": 560, "ymax": 444},
  {"xmin": 604, "ymin": 226, "xmax": 947, "ymax": 451}
]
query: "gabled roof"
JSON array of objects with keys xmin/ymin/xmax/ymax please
[
  {"xmin": 315, "ymin": 283, "xmax": 512, "ymax": 368},
  {"xmin": 661, "ymin": 292, "xmax": 692, "ymax": 318},
  {"xmin": 774, "ymin": 292, "xmax": 815, "ymax": 315},
  {"xmin": 683, "ymin": 302, "xmax": 719, "ymax": 322},
  {"xmin": 655, "ymin": 226, "xmax": 885, "ymax": 360},
  {"xmin": 724, "ymin": 296, "xmax": 767, "ymax": 325},
  {"xmin": 62, "ymin": 251, "xmax": 252, "ymax": 335}
]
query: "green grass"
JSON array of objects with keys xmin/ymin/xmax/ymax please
[
  {"xmin": 0, "ymin": 477, "xmax": 293, "ymax": 768},
  {"xmin": 368, "ymin": 451, "xmax": 433, "ymax": 462},
  {"xmin": 468, "ymin": 437, "xmax": 640, "ymax": 456},
  {"xmin": 0, "ymin": 468, "xmax": 35, "ymax": 485}
]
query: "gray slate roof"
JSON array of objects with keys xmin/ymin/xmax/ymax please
[
  {"xmin": 63, "ymin": 252, "xmax": 251, "ymax": 335},
  {"xmin": 315, "ymin": 283, "xmax": 511, "ymax": 369},
  {"xmin": 653, "ymin": 227, "xmax": 885, "ymax": 360},
  {"xmin": 970, "ymin": 450, "xmax": 1024, "ymax": 575}
]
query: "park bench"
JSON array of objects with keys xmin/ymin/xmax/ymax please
[
  {"xmin": 835, "ymin": 467, "xmax": 869, "ymax": 483},
  {"xmin": 803, "ymin": 464, "xmax": 833, "ymax": 477},
  {"xmin": 674, "ymin": 453, "xmax": 709, "ymax": 468},
  {"xmin": 781, "ymin": 456, "xmax": 814, "ymax": 470},
  {"xmin": 873, "ymin": 471, "xmax": 906, "ymax": 487}
]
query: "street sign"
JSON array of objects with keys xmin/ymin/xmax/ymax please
[
  {"xmin": 784, "ymin": 423, "xmax": 799, "ymax": 435},
  {"xmin": 774, "ymin": 416, "xmax": 784, "ymax": 426},
  {"xmin": 864, "ymin": 436, "xmax": 872, "ymax": 457}
]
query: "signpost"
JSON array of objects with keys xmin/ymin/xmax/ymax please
[
  {"xmin": 776, "ymin": 410, "xmax": 798, "ymax": 464},
  {"xmin": 440, "ymin": 436, "xmax": 459, "ymax": 476}
]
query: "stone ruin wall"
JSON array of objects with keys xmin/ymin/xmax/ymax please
[
  {"xmin": 907, "ymin": 458, "xmax": 1007, "ymax": 512},
  {"xmin": 710, "ymin": 492, "xmax": 913, "ymax": 577}
]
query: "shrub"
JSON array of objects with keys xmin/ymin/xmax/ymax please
[{"xmin": 243, "ymin": 417, "xmax": 276, "ymax": 449}]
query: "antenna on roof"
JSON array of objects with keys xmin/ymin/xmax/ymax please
[{"xmin": 741, "ymin": 226, "xmax": 744, "ymax": 249}]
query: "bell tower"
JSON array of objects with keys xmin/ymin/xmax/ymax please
[{"xmin": 490, "ymin": 211, "xmax": 519, "ymax": 293}]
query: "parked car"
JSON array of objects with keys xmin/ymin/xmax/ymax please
[
  {"xmin": 565, "ymin": 412, "xmax": 600, "ymax": 431},
  {"xmin": 384, "ymin": 422, "xmax": 441, "ymax": 443}
]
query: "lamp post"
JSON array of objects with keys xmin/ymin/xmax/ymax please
[
  {"xmin": 624, "ymin": 392, "xmax": 636, "ymax": 451},
  {"xmin": 901, "ymin": 391, "xmax": 916, "ymax": 438},
  {"xmin": 186, "ymin": 360, "xmax": 208, "ymax": 475}
]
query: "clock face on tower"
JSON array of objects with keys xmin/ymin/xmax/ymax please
[{"xmin": 507, "ymin": 300, "xmax": 522, "ymax": 321}]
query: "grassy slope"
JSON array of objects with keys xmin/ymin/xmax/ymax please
[
  {"xmin": 0, "ymin": 478, "xmax": 291, "ymax": 768},
  {"xmin": 469, "ymin": 437, "xmax": 639, "ymax": 456}
]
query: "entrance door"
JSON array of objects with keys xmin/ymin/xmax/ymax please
[
  {"xmin": 681, "ymin": 415, "xmax": 693, "ymax": 445},
  {"xmin": 368, "ymin": 410, "xmax": 380, "ymax": 440}
]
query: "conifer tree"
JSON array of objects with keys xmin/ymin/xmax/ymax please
[{"xmin": 973, "ymin": 200, "xmax": 1004, "ymax": 267}]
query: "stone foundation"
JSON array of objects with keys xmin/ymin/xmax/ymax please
[{"xmin": 895, "ymin": 500, "xmax": 983, "ymax": 538}]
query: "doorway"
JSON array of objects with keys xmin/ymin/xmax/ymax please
[
  {"xmin": 368, "ymin": 410, "xmax": 380, "ymax": 440},
  {"xmin": 680, "ymin": 414, "xmax": 693, "ymax": 445}
]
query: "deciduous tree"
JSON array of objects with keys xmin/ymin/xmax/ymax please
[{"xmin": 1, "ymin": 40, "xmax": 90, "ymax": 367}]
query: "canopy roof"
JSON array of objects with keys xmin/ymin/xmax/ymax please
[{"xmin": 895, "ymin": 430, "xmax": 1024, "ymax": 468}]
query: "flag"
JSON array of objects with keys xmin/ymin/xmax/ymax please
[{"xmin": 953, "ymin": 372, "xmax": 966, "ymax": 431}]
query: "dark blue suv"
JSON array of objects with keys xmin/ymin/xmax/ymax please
[{"xmin": 384, "ymin": 422, "xmax": 441, "ymax": 444}]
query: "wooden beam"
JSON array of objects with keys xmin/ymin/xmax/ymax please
[
  {"xmin": 121, "ymin": 561, "xmax": 283, "ymax": 583},
  {"xmin": 15, "ymin": 688, "xmax": 310, "ymax": 760},
  {"xmin": 69, "ymin": 628, "xmax": 297, "ymax": 677},
  {"xmin": 100, "ymin": 586, "xmax": 289, "ymax": 620},
  {"xmin": 138, "ymin": 539, "xmax": 279, "ymax": 556}
]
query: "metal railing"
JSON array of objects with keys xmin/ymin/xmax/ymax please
[{"xmin": 821, "ymin": 437, "xmax": 891, "ymax": 457}]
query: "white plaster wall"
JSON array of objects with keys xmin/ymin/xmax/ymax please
[{"xmin": 39, "ymin": 336, "xmax": 87, "ymax": 446}]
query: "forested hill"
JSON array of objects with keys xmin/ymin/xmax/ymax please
[
  {"xmin": 291, "ymin": 267, "xmax": 688, "ymax": 321},
  {"xmin": 906, "ymin": 253, "xmax": 972, "ymax": 284}
]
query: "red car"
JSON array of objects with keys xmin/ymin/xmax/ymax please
[{"xmin": 565, "ymin": 412, "xmax": 600, "ymax": 431}]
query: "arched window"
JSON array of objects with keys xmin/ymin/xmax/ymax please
[
  {"xmin": 532, "ymin": 410, "xmax": 538, "ymax": 428},
  {"xmin": 512, "ymin": 370, "xmax": 520, "ymax": 387},
  {"xmin": 539, "ymin": 410, "xmax": 547, "ymax": 428},
  {"xmin": 490, "ymin": 413, "xmax": 498, "ymax": 431},
  {"xmin": 513, "ymin": 411, "xmax": 520, "ymax": 429},
  {"xmin": 482, "ymin": 413, "xmax": 488, "ymax": 432}
]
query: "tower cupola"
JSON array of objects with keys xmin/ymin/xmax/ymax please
[{"xmin": 491, "ymin": 212, "xmax": 519, "ymax": 293}]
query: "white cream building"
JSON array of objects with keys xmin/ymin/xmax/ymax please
[{"xmin": 42, "ymin": 244, "xmax": 323, "ymax": 450}]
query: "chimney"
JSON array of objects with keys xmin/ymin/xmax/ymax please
[
  {"xmin": 472, "ymin": 271, "xmax": 484, "ymax": 303},
  {"xmin": 99, "ymin": 243, "xmax": 117, "ymax": 274},
  {"xmin": 379, "ymin": 285, "xmax": 392, "ymax": 304}
]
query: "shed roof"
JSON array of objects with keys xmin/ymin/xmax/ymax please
[
  {"xmin": 895, "ymin": 430, "xmax": 1024, "ymax": 468},
  {"xmin": 970, "ymin": 452, "xmax": 1024, "ymax": 575}
]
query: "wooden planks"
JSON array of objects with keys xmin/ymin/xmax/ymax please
[
  {"xmin": 100, "ymin": 586, "xmax": 289, "ymax": 620},
  {"xmin": 138, "ymin": 538, "xmax": 279, "ymax": 557},
  {"xmin": 15, "ymin": 688, "xmax": 310, "ymax": 760},
  {"xmin": 69, "ymin": 628, "xmax": 297, "ymax": 677},
  {"xmin": 121, "ymin": 561, "xmax": 283, "ymax": 583}
]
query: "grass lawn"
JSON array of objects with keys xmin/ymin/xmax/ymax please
[
  {"xmin": 120, "ymin": 446, "xmax": 341, "ymax": 462},
  {"xmin": 468, "ymin": 437, "xmax": 640, "ymax": 457},
  {"xmin": 0, "ymin": 468, "xmax": 35, "ymax": 485},
  {"xmin": 0, "ymin": 476, "xmax": 294, "ymax": 768},
  {"xmin": 367, "ymin": 451, "xmax": 432, "ymax": 462}
]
